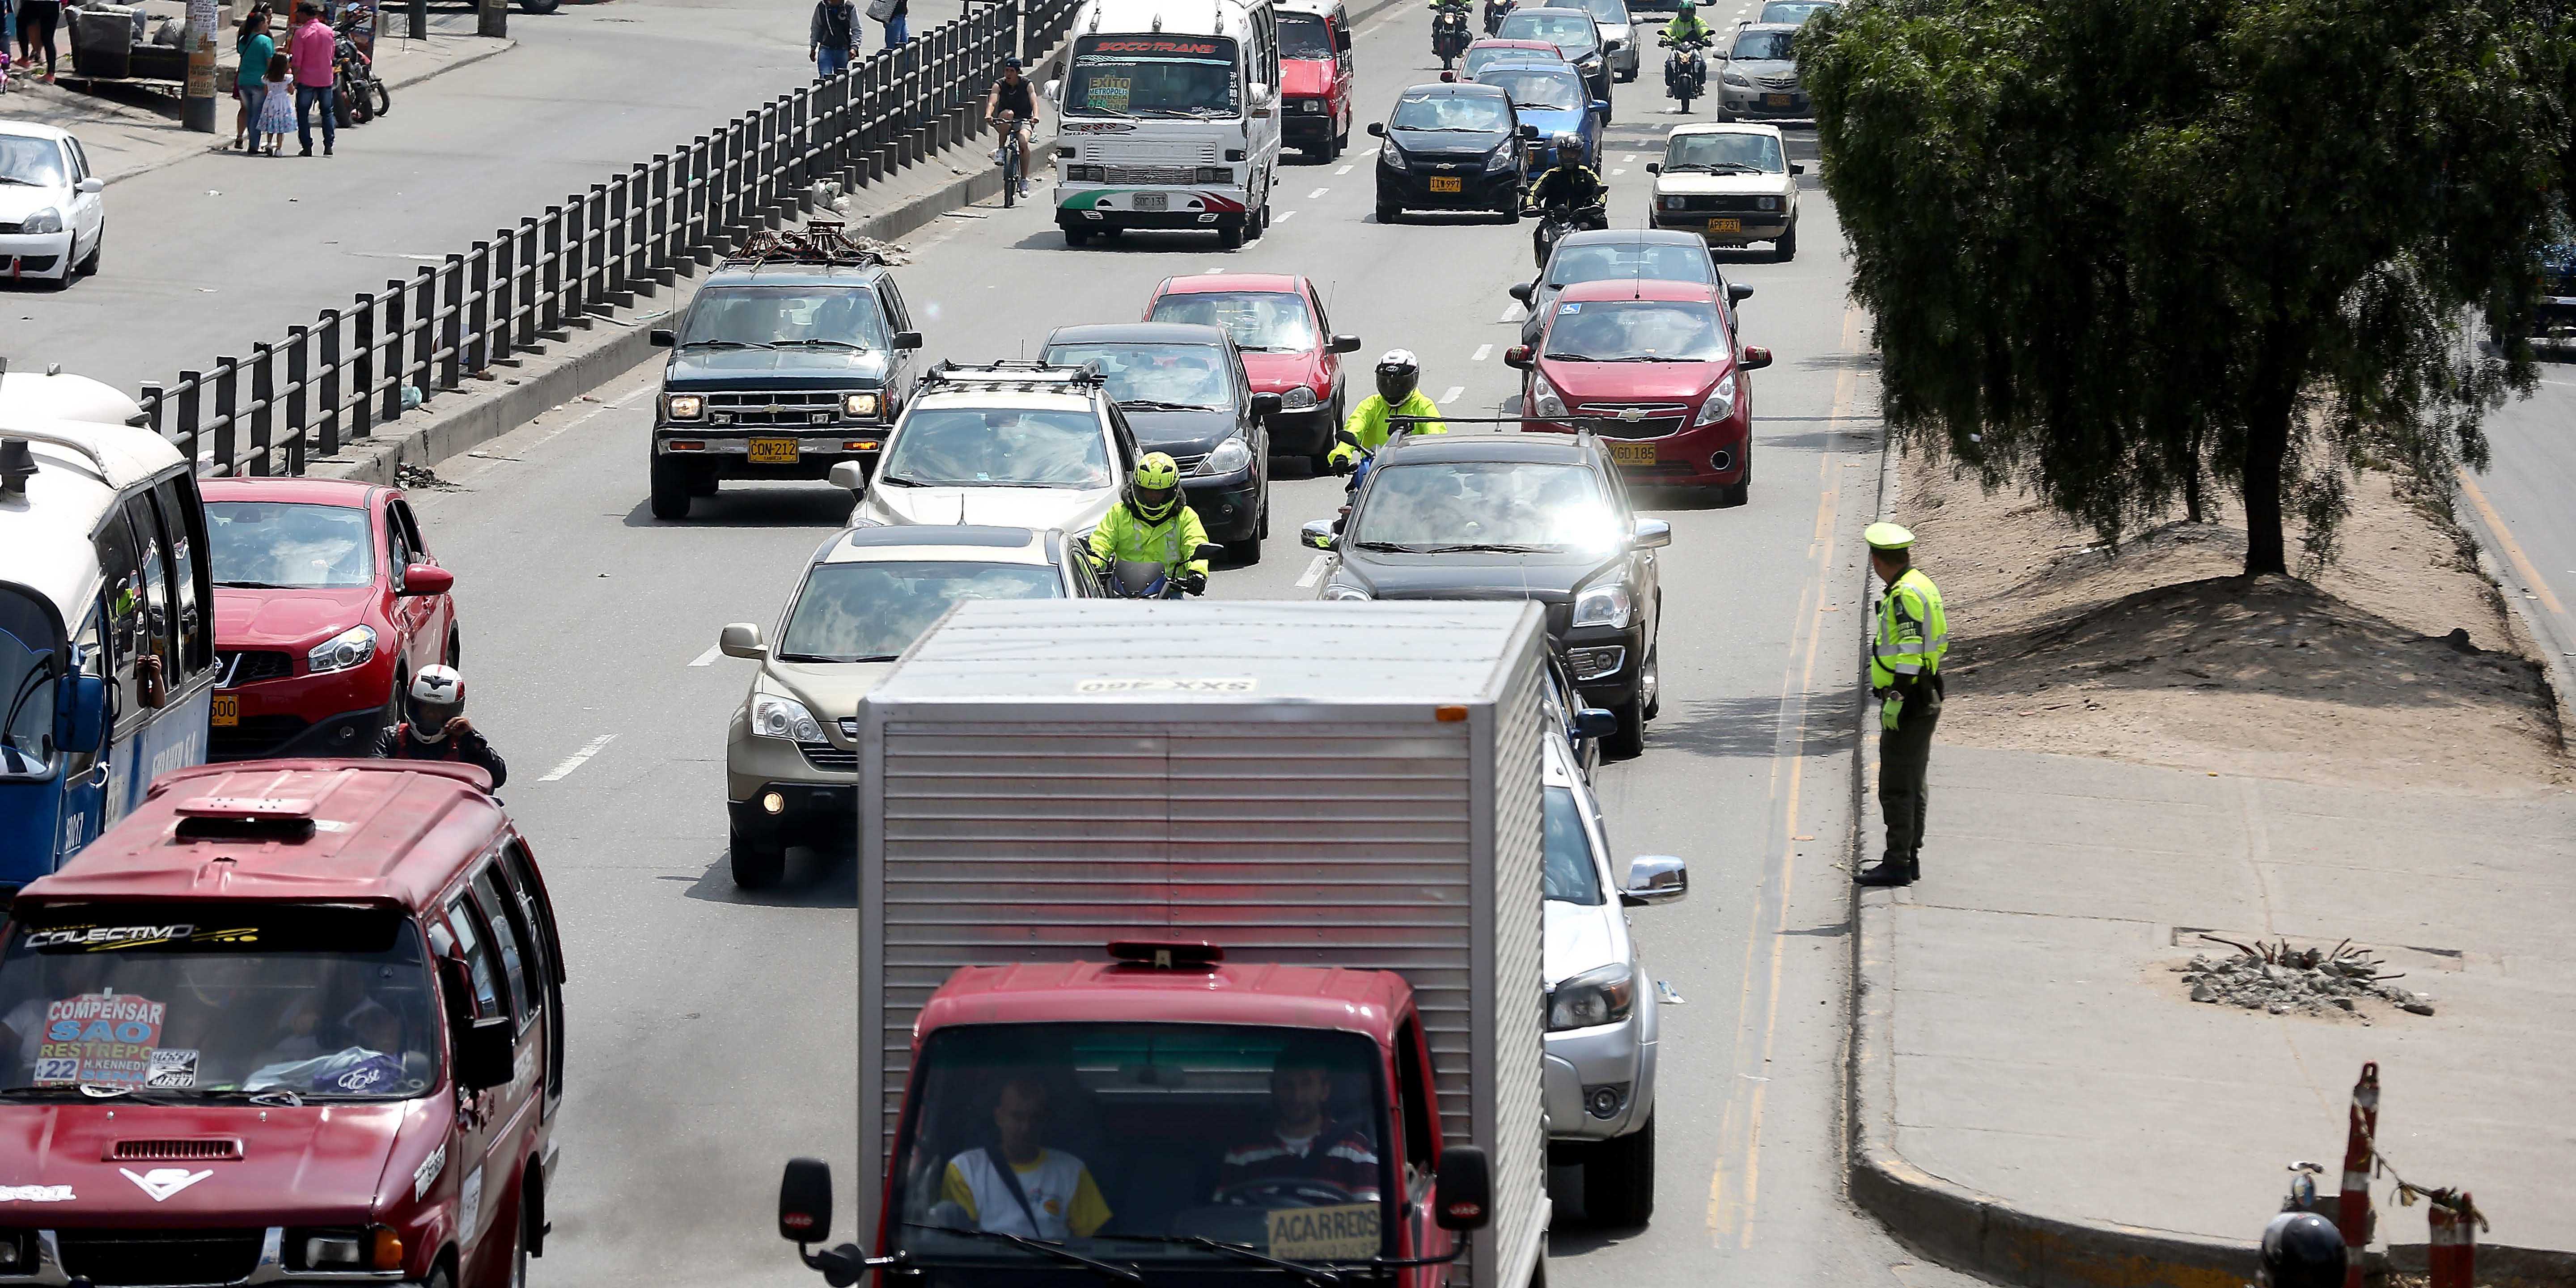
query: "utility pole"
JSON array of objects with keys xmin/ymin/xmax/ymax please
[{"xmin": 183, "ymin": 0, "xmax": 220, "ymax": 132}]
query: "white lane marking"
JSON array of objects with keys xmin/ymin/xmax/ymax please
[
  {"xmin": 518, "ymin": 383, "xmax": 654, "ymax": 454},
  {"xmin": 1360, "ymin": 147, "xmax": 1379, "ymax": 158},
  {"xmin": 1623, "ymin": 153, "xmax": 1638, "ymax": 162},
  {"xmin": 688, "ymin": 644, "xmax": 721, "ymax": 667},
  {"xmin": 1611, "ymin": 167, "xmax": 1627, "ymax": 175},
  {"xmin": 537, "ymin": 734, "xmax": 618, "ymax": 783},
  {"xmin": 1308, "ymin": 187, "xmax": 1330, "ymax": 199},
  {"xmin": 1472, "ymin": 343, "xmax": 1493, "ymax": 361},
  {"xmin": 1438, "ymin": 386, "xmax": 1466, "ymax": 405},
  {"xmin": 1296, "ymin": 555, "xmax": 1330, "ymax": 589},
  {"xmin": 1202, "ymin": 266, "xmax": 1225, "ymax": 273},
  {"xmin": 1276, "ymin": 208, "xmax": 1299, "ymax": 223},
  {"xmin": 1499, "ymin": 303, "xmax": 1526, "ymax": 322},
  {"xmin": 1336, "ymin": 164, "xmax": 1354, "ymax": 175}
]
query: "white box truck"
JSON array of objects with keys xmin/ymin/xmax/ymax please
[{"xmin": 773, "ymin": 599, "xmax": 1551, "ymax": 1288}]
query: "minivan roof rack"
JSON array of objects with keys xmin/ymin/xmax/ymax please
[
  {"xmin": 919, "ymin": 359, "xmax": 1109, "ymax": 394},
  {"xmin": 722, "ymin": 219, "xmax": 896, "ymax": 270}
]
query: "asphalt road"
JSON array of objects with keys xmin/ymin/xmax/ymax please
[
  {"xmin": 351, "ymin": 7, "xmax": 1976, "ymax": 1285},
  {"xmin": 2459, "ymin": 373, "xmax": 2576, "ymax": 682}
]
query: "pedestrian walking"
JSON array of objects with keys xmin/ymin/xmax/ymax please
[
  {"xmin": 1856, "ymin": 521, "xmax": 1947, "ymax": 887},
  {"xmin": 880, "ymin": 0, "xmax": 908, "ymax": 47},
  {"xmin": 256, "ymin": 48, "xmax": 296, "ymax": 153},
  {"xmin": 234, "ymin": 5, "xmax": 276, "ymax": 153},
  {"xmin": 810, "ymin": 0, "xmax": 858, "ymax": 78},
  {"xmin": 17, "ymin": 0, "xmax": 58, "ymax": 83},
  {"xmin": 287, "ymin": 0, "xmax": 336, "ymax": 157}
]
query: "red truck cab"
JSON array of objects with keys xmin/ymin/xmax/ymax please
[
  {"xmin": 0, "ymin": 760, "xmax": 564, "ymax": 1288},
  {"xmin": 1276, "ymin": 0, "xmax": 1356, "ymax": 160},
  {"xmin": 778, "ymin": 943, "xmax": 1493, "ymax": 1288}
]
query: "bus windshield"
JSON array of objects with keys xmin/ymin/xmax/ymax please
[{"xmin": 1067, "ymin": 34, "xmax": 1241, "ymax": 117}]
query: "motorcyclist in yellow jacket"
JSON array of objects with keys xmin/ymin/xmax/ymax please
[
  {"xmin": 1088, "ymin": 452, "xmax": 1211, "ymax": 594},
  {"xmin": 1660, "ymin": 0, "xmax": 1712, "ymax": 49},
  {"xmin": 1326, "ymin": 349, "xmax": 1448, "ymax": 472}
]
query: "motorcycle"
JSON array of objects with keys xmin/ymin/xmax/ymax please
[
  {"xmin": 1530, "ymin": 201, "xmax": 1606, "ymax": 271},
  {"xmin": 1662, "ymin": 34, "xmax": 1709, "ymax": 113},
  {"xmin": 1431, "ymin": 0, "xmax": 1473, "ymax": 70},
  {"xmin": 1099, "ymin": 546, "xmax": 1223, "ymax": 599},
  {"xmin": 332, "ymin": 5, "xmax": 391, "ymax": 126},
  {"xmin": 1482, "ymin": 0, "xmax": 1513, "ymax": 36}
]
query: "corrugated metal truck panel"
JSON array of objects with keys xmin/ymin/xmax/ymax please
[{"xmin": 859, "ymin": 600, "xmax": 1549, "ymax": 1288}]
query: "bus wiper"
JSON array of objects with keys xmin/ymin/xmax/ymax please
[
  {"xmin": 900, "ymin": 1223, "xmax": 1144, "ymax": 1284},
  {"xmin": 1093, "ymin": 1233, "xmax": 1347, "ymax": 1287}
]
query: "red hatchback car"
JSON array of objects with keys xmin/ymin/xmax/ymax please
[
  {"xmin": 1508, "ymin": 277, "xmax": 1772, "ymax": 504},
  {"xmin": 199, "ymin": 479, "xmax": 459, "ymax": 761},
  {"xmin": 1145, "ymin": 273, "xmax": 1363, "ymax": 470}
]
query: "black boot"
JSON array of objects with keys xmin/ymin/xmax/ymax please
[{"xmin": 1855, "ymin": 854, "xmax": 1915, "ymax": 886}]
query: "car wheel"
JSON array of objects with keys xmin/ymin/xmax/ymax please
[
  {"xmin": 1376, "ymin": 203, "xmax": 1400, "ymax": 225},
  {"xmin": 1063, "ymin": 225, "xmax": 1091, "ymax": 246},
  {"xmin": 1640, "ymin": 642, "xmax": 1660, "ymax": 720},
  {"xmin": 1584, "ymin": 1112, "xmax": 1656, "ymax": 1226},
  {"xmin": 507, "ymin": 1198, "xmax": 531, "ymax": 1288},
  {"xmin": 1217, "ymin": 220, "xmax": 1245, "ymax": 250},
  {"xmin": 78, "ymin": 225, "xmax": 102, "ymax": 276},
  {"xmin": 1607, "ymin": 693, "xmax": 1645, "ymax": 758},
  {"xmin": 649, "ymin": 456, "xmax": 692, "ymax": 520},
  {"xmin": 729, "ymin": 824, "xmax": 787, "ymax": 889},
  {"xmin": 385, "ymin": 665, "xmax": 410, "ymax": 737},
  {"xmin": 1775, "ymin": 220, "xmax": 1797, "ymax": 261},
  {"xmin": 445, "ymin": 630, "xmax": 461, "ymax": 670}
]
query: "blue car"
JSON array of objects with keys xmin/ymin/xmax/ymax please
[{"xmin": 1475, "ymin": 60, "xmax": 1606, "ymax": 180}]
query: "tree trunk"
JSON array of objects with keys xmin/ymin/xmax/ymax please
[
  {"xmin": 2241, "ymin": 329, "xmax": 2298, "ymax": 576},
  {"xmin": 2182, "ymin": 430, "xmax": 2206, "ymax": 524}
]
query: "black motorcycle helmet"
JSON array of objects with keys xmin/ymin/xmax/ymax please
[
  {"xmin": 1375, "ymin": 349, "xmax": 1420, "ymax": 405},
  {"xmin": 2257, "ymin": 1214, "xmax": 2348, "ymax": 1288}
]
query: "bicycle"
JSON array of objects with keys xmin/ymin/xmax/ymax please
[{"xmin": 991, "ymin": 110, "xmax": 1025, "ymax": 208}]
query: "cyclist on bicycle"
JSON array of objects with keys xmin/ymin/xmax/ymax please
[{"xmin": 985, "ymin": 56, "xmax": 1039, "ymax": 200}]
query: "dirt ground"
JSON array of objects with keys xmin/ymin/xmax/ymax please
[{"xmin": 1899, "ymin": 453, "xmax": 2569, "ymax": 793}]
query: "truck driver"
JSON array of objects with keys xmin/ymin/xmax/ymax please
[{"xmin": 1214, "ymin": 1041, "xmax": 1382, "ymax": 1202}]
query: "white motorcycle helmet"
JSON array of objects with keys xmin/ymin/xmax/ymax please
[{"xmin": 407, "ymin": 665, "xmax": 466, "ymax": 741}]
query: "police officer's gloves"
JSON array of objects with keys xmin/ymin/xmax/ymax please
[
  {"xmin": 1182, "ymin": 571, "xmax": 1208, "ymax": 596},
  {"xmin": 1329, "ymin": 453, "xmax": 1357, "ymax": 476},
  {"xmin": 1880, "ymin": 692, "xmax": 1904, "ymax": 731}
]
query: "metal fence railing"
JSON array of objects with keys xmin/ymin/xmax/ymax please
[{"xmin": 135, "ymin": 0, "xmax": 1082, "ymax": 477}]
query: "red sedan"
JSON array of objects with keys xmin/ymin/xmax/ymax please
[
  {"xmin": 1144, "ymin": 272, "xmax": 1362, "ymax": 471},
  {"xmin": 1508, "ymin": 277, "xmax": 1772, "ymax": 504},
  {"xmin": 200, "ymin": 478, "xmax": 459, "ymax": 760}
]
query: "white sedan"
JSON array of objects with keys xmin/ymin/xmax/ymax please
[
  {"xmin": 1645, "ymin": 122, "xmax": 1803, "ymax": 260},
  {"xmin": 0, "ymin": 121, "xmax": 106, "ymax": 288}
]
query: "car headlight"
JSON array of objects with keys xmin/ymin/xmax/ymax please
[
  {"xmin": 1662, "ymin": 195, "xmax": 1686, "ymax": 211},
  {"xmin": 1380, "ymin": 144, "xmax": 1404, "ymax": 168},
  {"xmin": 20, "ymin": 208, "xmax": 64, "ymax": 236},
  {"xmin": 1571, "ymin": 576, "xmax": 1632, "ymax": 628},
  {"xmin": 307, "ymin": 625, "xmax": 377, "ymax": 675},
  {"xmin": 1200, "ymin": 436, "xmax": 1253, "ymax": 475},
  {"xmin": 666, "ymin": 394, "xmax": 704, "ymax": 420},
  {"xmin": 1487, "ymin": 148, "xmax": 1517, "ymax": 171},
  {"xmin": 1722, "ymin": 71, "xmax": 1751, "ymax": 87},
  {"xmin": 1758, "ymin": 196, "xmax": 1780, "ymax": 212},
  {"xmin": 291, "ymin": 1226, "xmax": 402, "ymax": 1272},
  {"xmin": 1322, "ymin": 580, "xmax": 1373, "ymax": 602},
  {"xmin": 1530, "ymin": 371, "xmax": 1568, "ymax": 418},
  {"xmin": 843, "ymin": 392, "xmax": 880, "ymax": 418},
  {"xmin": 1302, "ymin": 97, "xmax": 1326, "ymax": 112},
  {"xmin": 1280, "ymin": 386, "xmax": 1319, "ymax": 411},
  {"xmin": 1548, "ymin": 962, "xmax": 1636, "ymax": 1030},
  {"xmin": 750, "ymin": 693, "xmax": 826, "ymax": 743},
  {"xmin": 1693, "ymin": 370, "xmax": 1739, "ymax": 425}
]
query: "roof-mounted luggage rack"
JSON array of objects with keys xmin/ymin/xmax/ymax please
[{"xmin": 917, "ymin": 359, "xmax": 1110, "ymax": 394}]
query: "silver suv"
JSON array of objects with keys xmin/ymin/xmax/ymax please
[{"xmin": 1717, "ymin": 21, "xmax": 1807, "ymax": 120}]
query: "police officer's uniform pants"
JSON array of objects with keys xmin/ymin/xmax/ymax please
[{"xmin": 1878, "ymin": 684, "xmax": 1940, "ymax": 864}]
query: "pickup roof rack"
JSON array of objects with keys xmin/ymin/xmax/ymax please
[
  {"xmin": 721, "ymin": 219, "xmax": 898, "ymax": 270},
  {"xmin": 917, "ymin": 359, "xmax": 1110, "ymax": 395}
]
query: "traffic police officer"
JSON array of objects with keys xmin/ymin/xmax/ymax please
[
  {"xmin": 1088, "ymin": 452, "xmax": 1212, "ymax": 594},
  {"xmin": 1858, "ymin": 522, "xmax": 1945, "ymax": 886}
]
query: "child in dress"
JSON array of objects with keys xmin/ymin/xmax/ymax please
[{"xmin": 256, "ymin": 51, "xmax": 296, "ymax": 154}]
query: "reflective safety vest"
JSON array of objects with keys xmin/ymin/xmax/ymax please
[{"xmin": 1870, "ymin": 567, "xmax": 1947, "ymax": 691}]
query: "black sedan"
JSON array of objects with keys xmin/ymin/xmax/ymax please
[
  {"xmin": 1299, "ymin": 430, "xmax": 1669, "ymax": 756},
  {"xmin": 1371, "ymin": 83, "xmax": 1540, "ymax": 223},
  {"xmin": 1039, "ymin": 322, "xmax": 1280, "ymax": 560}
]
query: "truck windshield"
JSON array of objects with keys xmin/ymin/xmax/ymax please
[
  {"xmin": 0, "ymin": 904, "xmax": 441, "ymax": 1101},
  {"xmin": 1068, "ymin": 35, "xmax": 1241, "ymax": 117},
  {"xmin": 205, "ymin": 501, "xmax": 375, "ymax": 590},
  {"xmin": 891, "ymin": 1023, "xmax": 1392, "ymax": 1266},
  {"xmin": 780, "ymin": 561, "xmax": 1062, "ymax": 663},
  {"xmin": 682, "ymin": 286, "xmax": 889, "ymax": 350},
  {"xmin": 0, "ymin": 586, "xmax": 62, "ymax": 780}
]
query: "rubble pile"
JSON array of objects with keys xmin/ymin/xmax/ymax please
[{"xmin": 2175, "ymin": 937, "xmax": 2436, "ymax": 1019}]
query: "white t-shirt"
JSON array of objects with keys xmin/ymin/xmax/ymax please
[{"xmin": 942, "ymin": 1148, "xmax": 1111, "ymax": 1240}]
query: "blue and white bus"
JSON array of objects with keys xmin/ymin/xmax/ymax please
[{"xmin": 0, "ymin": 401, "xmax": 217, "ymax": 897}]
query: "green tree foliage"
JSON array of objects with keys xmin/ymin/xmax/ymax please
[{"xmin": 1801, "ymin": 0, "xmax": 2571, "ymax": 574}]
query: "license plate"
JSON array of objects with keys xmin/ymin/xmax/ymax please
[
  {"xmin": 1429, "ymin": 176, "xmax": 1463, "ymax": 193},
  {"xmin": 1766, "ymin": 93, "xmax": 1793, "ymax": 107},
  {"xmin": 1134, "ymin": 192, "xmax": 1169, "ymax": 212},
  {"xmin": 747, "ymin": 437, "xmax": 800, "ymax": 465},
  {"xmin": 212, "ymin": 694, "xmax": 238, "ymax": 728},
  {"xmin": 1609, "ymin": 442, "xmax": 1657, "ymax": 466},
  {"xmin": 1709, "ymin": 217, "xmax": 1742, "ymax": 233}
]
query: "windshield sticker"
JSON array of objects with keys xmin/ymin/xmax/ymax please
[
  {"xmin": 1558, "ymin": 302, "xmax": 1582, "ymax": 314},
  {"xmin": 1089, "ymin": 37, "xmax": 1224, "ymax": 55},
  {"xmin": 23, "ymin": 924, "xmax": 260, "ymax": 952},
  {"xmin": 36, "ymin": 993, "xmax": 169, "ymax": 1087},
  {"xmin": 145, "ymin": 1048, "xmax": 199, "ymax": 1090},
  {"xmin": 1076, "ymin": 678, "xmax": 1257, "ymax": 694},
  {"xmin": 1267, "ymin": 1203, "xmax": 1381, "ymax": 1260},
  {"xmin": 1086, "ymin": 76, "xmax": 1133, "ymax": 112},
  {"xmin": 0, "ymin": 1186, "xmax": 75, "ymax": 1203}
]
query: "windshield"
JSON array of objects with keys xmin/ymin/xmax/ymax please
[
  {"xmin": 1665, "ymin": 131, "xmax": 1785, "ymax": 173},
  {"xmin": 206, "ymin": 501, "xmax": 374, "ymax": 590},
  {"xmin": 1580, "ymin": 0, "xmax": 1628, "ymax": 25},
  {"xmin": 1278, "ymin": 12, "xmax": 1333, "ymax": 58},
  {"xmin": 0, "ymin": 589, "xmax": 62, "ymax": 780},
  {"xmin": 1759, "ymin": 0, "xmax": 1836, "ymax": 21},
  {"xmin": 0, "ymin": 905, "xmax": 439, "ymax": 1101},
  {"xmin": 0, "ymin": 135, "xmax": 69, "ymax": 188},
  {"xmin": 1466, "ymin": 44, "xmax": 1561, "ymax": 78},
  {"xmin": 780, "ymin": 560, "xmax": 1060, "ymax": 663},
  {"xmin": 1391, "ymin": 92, "xmax": 1514, "ymax": 133},
  {"xmin": 1352, "ymin": 461, "xmax": 1622, "ymax": 551},
  {"xmin": 891, "ymin": 1023, "xmax": 1390, "ymax": 1263},
  {"xmin": 1482, "ymin": 66, "xmax": 1585, "ymax": 110},
  {"xmin": 1546, "ymin": 240, "xmax": 1715, "ymax": 288},
  {"xmin": 879, "ymin": 407, "xmax": 1114, "ymax": 488},
  {"xmin": 1045, "ymin": 343, "xmax": 1234, "ymax": 410},
  {"xmin": 1499, "ymin": 10, "xmax": 1596, "ymax": 53},
  {"xmin": 1148, "ymin": 292, "xmax": 1319, "ymax": 352},
  {"xmin": 1545, "ymin": 300, "xmax": 1729, "ymax": 361},
  {"xmin": 1068, "ymin": 35, "xmax": 1241, "ymax": 117},
  {"xmin": 1731, "ymin": 29, "xmax": 1795, "ymax": 59},
  {"xmin": 1544, "ymin": 786, "xmax": 1605, "ymax": 904},
  {"xmin": 680, "ymin": 286, "xmax": 888, "ymax": 350}
]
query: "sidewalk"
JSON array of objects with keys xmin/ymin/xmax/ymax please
[
  {"xmin": 1849, "ymin": 740, "xmax": 2576, "ymax": 1288},
  {"xmin": 2, "ymin": 11, "xmax": 508, "ymax": 184}
]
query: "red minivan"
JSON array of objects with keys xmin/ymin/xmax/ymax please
[
  {"xmin": 0, "ymin": 760, "xmax": 564, "ymax": 1288},
  {"xmin": 1508, "ymin": 277, "xmax": 1772, "ymax": 505},
  {"xmin": 1276, "ymin": 0, "xmax": 1356, "ymax": 160}
]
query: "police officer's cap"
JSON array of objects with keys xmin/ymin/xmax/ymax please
[{"xmin": 1864, "ymin": 521, "xmax": 1915, "ymax": 551}]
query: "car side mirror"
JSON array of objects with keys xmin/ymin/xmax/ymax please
[
  {"xmin": 720, "ymin": 623, "xmax": 768, "ymax": 660},
  {"xmin": 1631, "ymin": 518, "xmax": 1671, "ymax": 549},
  {"xmin": 1593, "ymin": 100, "xmax": 1610, "ymax": 115},
  {"xmin": 1790, "ymin": 161, "xmax": 1805, "ymax": 174},
  {"xmin": 1433, "ymin": 1145, "xmax": 1492, "ymax": 1230},
  {"xmin": 1572, "ymin": 707, "xmax": 1618, "ymax": 740},
  {"xmin": 1300, "ymin": 519, "xmax": 1339, "ymax": 551},
  {"xmin": 1252, "ymin": 392, "xmax": 1284, "ymax": 420},
  {"xmin": 1740, "ymin": 346, "xmax": 1773, "ymax": 370},
  {"xmin": 1367, "ymin": 122, "xmax": 1386, "ymax": 137},
  {"xmin": 1331, "ymin": 334, "xmax": 1363, "ymax": 354},
  {"xmin": 648, "ymin": 328, "xmax": 676, "ymax": 347},
  {"xmin": 780, "ymin": 1158, "xmax": 834, "ymax": 1243},
  {"xmin": 58, "ymin": 674, "xmax": 107, "ymax": 756},
  {"xmin": 1336, "ymin": 27, "xmax": 1353, "ymax": 50},
  {"xmin": 1440, "ymin": 70, "xmax": 1456, "ymax": 82},
  {"xmin": 827, "ymin": 460, "xmax": 869, "ymax": 494},
  {"xmin": 1728, "ymin": 282, "xmax": 1755, "ymax": 304},
  {"xmin": 893, "ymin": 330, "xmax": 924, "ymax": 351},
  {"xmin": 1645, "ymin": 162, "xmax": 1661, "ymax": 174},
  {"xmin": 454, "ymin": 1014, "xmax": 515, "ymax": 1091},
  {"xmin": 77, "ymin": 178, "xmax": 105, "ymax": 195},
  {"xmin": 1621, "ymin": 854, "xmax": 1689, "ymax": 906},
  {"xmin": 1508, "ymin": 283, "xmax": 1534, "ymax": 304},
  {"xmin": 396, "ymin": 564, "xmax": 453, "ymax": 597},
  {"xmin": 1518, "ymin": 123, "xmax": 1541, "ymax": 140},
  {"xmin": 1504, "ymin": 345, "xmax": 1533, "ymax": 369}
]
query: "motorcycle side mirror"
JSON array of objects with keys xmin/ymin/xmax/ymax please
[
  {"xmin": 1331, "ymin": 334, "xmax": 1363, "ymax": 353},
  {"xmin": 1645, "ymin": 162, "xmax": 1661, "ymax": 174},
  {"xmin": 1367, "ymin": 122, "xmax": 1386, "ymax": 138},
  {"xmin": 1300, "ymin": 520, "xmax": 1339, "ymax": 551},
  {"xmin": 1790, "ymin": 162, "xmax": 1805, "ymax": 174},
  {"xmin": 1504, "ymin": 345, "xmax": 1533, "ymax": 369},
  {"xmin": 648, "ymin": 328, "xmax": 676, "ymax": 347},
  {"xmin": 1741, "ymin": 346, "xmax": 1773, "ymax": 370},
  {"xmin": 1194, "ymin": 544, "xmax": 1224, "ymax": 562},
  {"xmin": 1508, "ymin": 283, "xmax": 1534, "ymax": 304}
]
